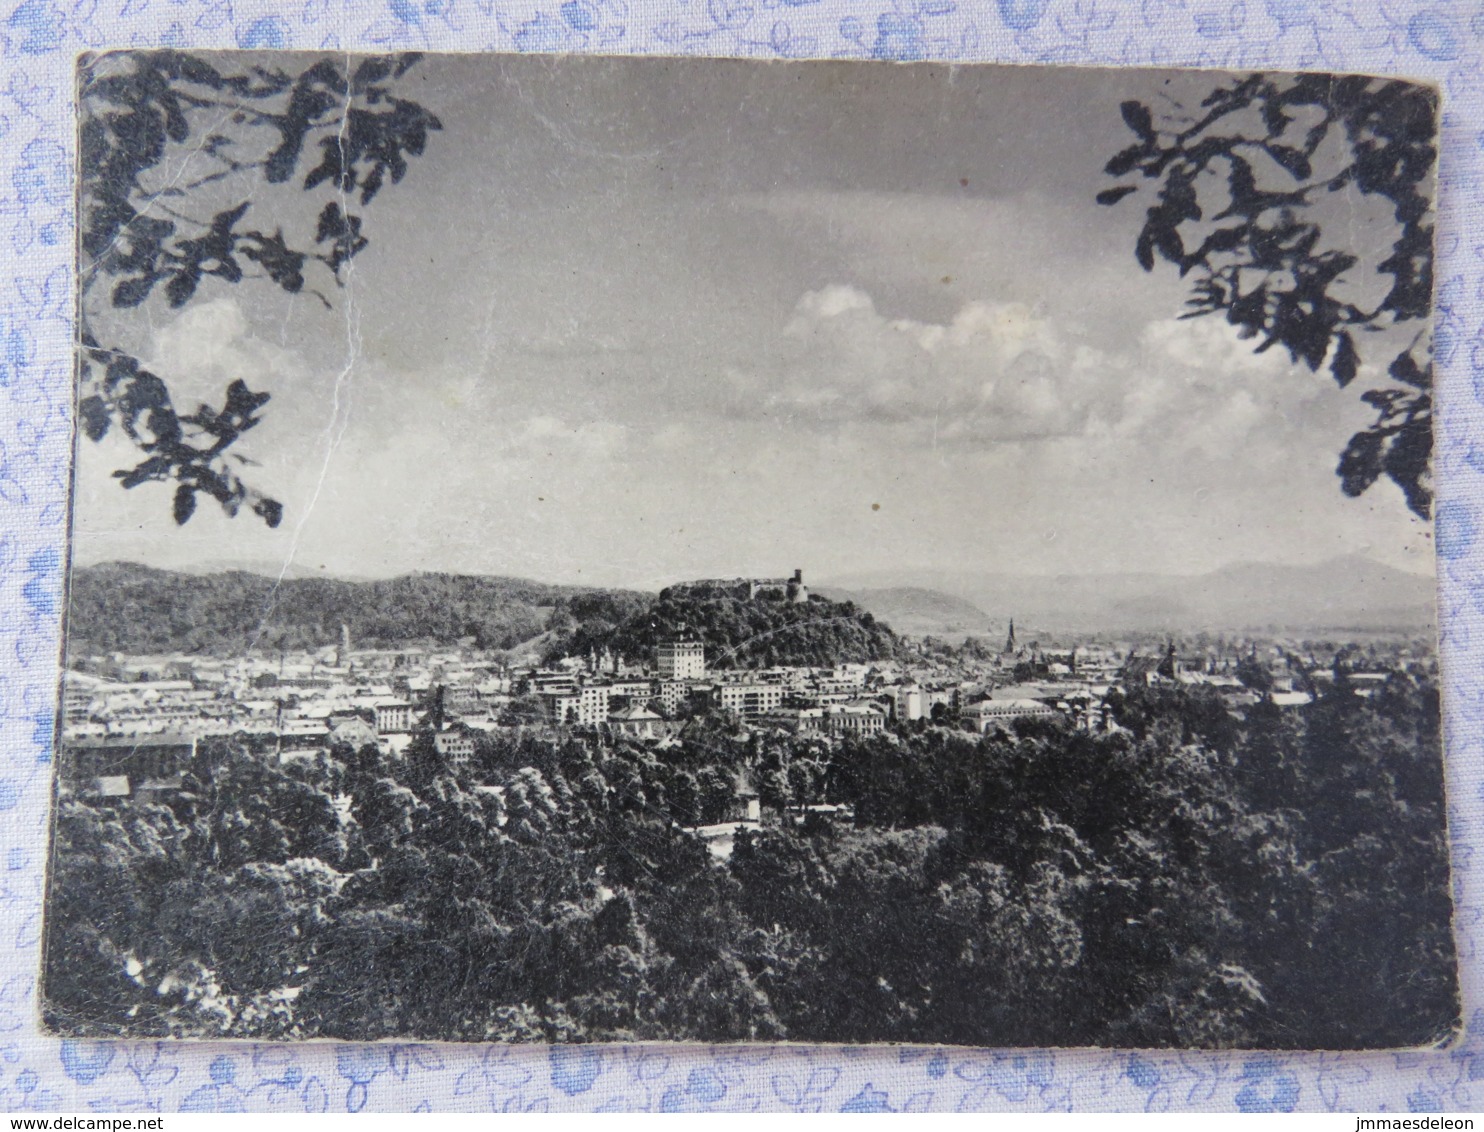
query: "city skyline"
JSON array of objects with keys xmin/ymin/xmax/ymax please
[{"xmin": 71, "ymin": 55, "xmax": 1437, "ymax": 589}]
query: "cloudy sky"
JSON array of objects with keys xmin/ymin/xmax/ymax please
[{"xmin": 74, "ymin": 54, "xmax": 1435, "ymax": 589}]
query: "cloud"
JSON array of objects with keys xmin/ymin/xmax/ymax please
[
  {"xmin": 1121, "ymin": 315, "xmax": 1352, "ymax": 461},
  {"xmin": 143, "ymin": 296, "xmax": 310, "ymax": 412},
  {"xmin": 718, "ymin": 282, "xmax": 1361, "ymax": 474},
  {"xmin": 731, "ymin": 189, "xmax": 1158, "ymax": 339},
  {"xmin": 723, "ymin": 283, "xmax": 1122, "ymax": 443}
]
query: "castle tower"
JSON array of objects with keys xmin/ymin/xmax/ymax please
[{"xmin": 786, "ymin": 568, "xmax": 808, "ymax": 604}]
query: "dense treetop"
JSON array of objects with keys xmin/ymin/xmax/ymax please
[
  {"xmin": 545, "ymin": 588, "xmax": 900, "ymax": 670},
  {"xmin": 46, "ymin": 670, "xmax": 1456, "ymax": 1047},
  {"xmin": 69, "ymin": 563, "xmax": 599, "ymax": 656}
]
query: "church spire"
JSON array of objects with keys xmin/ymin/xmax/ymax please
[{"xmin": 1157, "ymin": 640, "xmax": 1178, "ymax": 680}]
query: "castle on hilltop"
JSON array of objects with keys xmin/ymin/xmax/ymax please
[{"xmin": 665, "ymin": 569, "xmax": 809, "ymax": 605}]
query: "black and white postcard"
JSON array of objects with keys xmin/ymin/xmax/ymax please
[{"xmin": 45, "ymin": 52, "xmax": 1458, "ymax": 1048}]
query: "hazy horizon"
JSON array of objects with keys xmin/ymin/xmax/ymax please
[
  {"xmin": 72, "ymin": 54, "xmax": 1437, "ymax": 592},
  {"xmin": 77, "ymin": 550, "xmax": 1437, "ymax": 589},
  {"xmin": 70, "ymin": 554, "xmax": 1439, "ymax": 640}
]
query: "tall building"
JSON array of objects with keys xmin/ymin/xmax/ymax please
[
  {"xmin": 375, "ymin": 702, "xmax": 414, "ymax": 734},
  {"xmin": 658, "ymin": 638, "xmax": 705, "ymax": 681},
  {"xmin": 715, "ymin": 682, "xmax": 784, "ymax": 719},
  {"xmin": 896, "ymin": 686, "xmax": 924, "ymax": 722},
  {"xmin": 539, "ymin": 687, "xmax": 611, "ymax": 727}
]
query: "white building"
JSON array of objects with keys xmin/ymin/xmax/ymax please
[
  {"xmin": 896, "ymin": 686, "xmax": 924, "ymax": 722},
  {"xmin": 657, "ymin": 639, "xmax": 705, "ymax": 681},
  {"xmin": 653, "ymin": 680, "xmax": 692, "ymax": 718},
  {"xmin": 825, "ymin": 703, "xmax": 888, "ymax": 736},
  {"xmin": 541, "ymin": 686, "xmax": 610, "ymax": 727},
  {"xmin": 962, "ymin": 698, "xmax": 1058, "ymax": 732},
  {"xmin": 434, "ymin": 730, "xmax": 477, "ymax": 763},
  {"xmin": 375, "ymin": 702, "xmax": 414, "ymax": 734},
  {"xmin": 715, "ymin": 683, "xmax": 784, "ymax": 719}
]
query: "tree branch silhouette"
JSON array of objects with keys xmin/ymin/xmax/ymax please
[
  {"xmin": 78, "ymin": 50, "xmax": 442, "ymax": 527},
  {"xmin": 1099, "ymin": 73, "xmax": 1438, "ymax": 519}
]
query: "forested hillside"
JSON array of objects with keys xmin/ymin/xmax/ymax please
[
  {"xmin": 69, "ymin": 564, "xmax": 900, "ymax": 670},
  {"xmin": 545, "ymin": 588, "xmax": 900, "ymax": 669},
  {"xmin": 67, "ymin": 563, "xmax": 633, "ymax": 656}
]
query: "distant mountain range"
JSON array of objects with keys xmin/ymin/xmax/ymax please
[
  {"xmin": 813, "ymin": 586, "xmax": 993, "ymax": 637},
  {"xmin": 819, "ymin": 556, "xmax": 1436, "ymax": 635}
]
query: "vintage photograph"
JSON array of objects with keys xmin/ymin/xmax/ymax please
[{"xmin": 45, "ymin": 51, "xmax": 1457, "ymax": 1048}]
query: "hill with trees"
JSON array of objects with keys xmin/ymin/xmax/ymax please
[
  {"xmin": 66, "ymin": 562, "xmax": 634, "ymax": 656},
  {"xmin": 68, "ymin": 563, "xmax": 901, "ymax": 669},
  {"xmin": 544, "ymin": 586, "xmax": 901, "ymax": 670}
]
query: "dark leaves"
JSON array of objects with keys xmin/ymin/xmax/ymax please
[
  {"xmin": 263, "ymin": 63, "xmax": 344, "ymax": 184},
  {"xmin": 1153, "ymin": 223, "xmax": 1185, "ymax": 269},
  {"xmin": 1120, "ymin": 100, "xmax": 1155, "ymax": 142},
  {"xmin": 114, "ymin": 455, "xmax": 172, "ymax": 489},
  {"xmin": 303, "ymin": 99, "xmax": 442, "ymax": 205},
  {"xmin": 1096, "ymin": 185, "xmax": 1138, "ymax": 206},
  {"xmin": 111, "ymin": 276, "xmax": 155, "ymax": 308},
  {"xmin": 179, "ymin": 378, "xmax": 271, "ymax": 449},
  {"xmin": 1099, "ymin": 70, "xmax": 1439, "ymax": 515},
  {"xmin": 1135, "ymin": 228, "xmax": 1156, "ymax": 272},
  {"xmin": 314, "ymin": 202, "xmax": 369, "ymax": 275},
  {"xmin": 1104, "ymin": 144, "xmax": 1149, "ymax": 178},
  {"xmin": 1384, "ymin": 410, "xmax": 1433, "ymax": 518},
  {"xmin": 1338, "ymin": 389, "xmax": 1433, "ymax": 518},
  {"xmin": 115, "ymin": 369, "xmax": 171, "ymax": 440},
  {"xmin": 78, "ymin": 395, "xmax": 110, "ymax": 442},
  {"xmin": 1330, "ymin": 331, "xmax": 1359, "ymax": 388},
  {"xmin": 352, "ymin": 56, "xmax": 395, "ymax": 91},
  {"xmin": 173, "ymin": 484, "xmax": 197, "ymax": 525},
  {"xmin": 1337, "ymin": 430, "xmax": 1384, "ymax": 498},
  {"xmin": 1188, "ymin": 225, "xmax": 1246, "ymax": 262},
  {"xmin": 1389, "ymin": 349, "xmax": 1431, "ymax": 390},
  {"xmin": 241, "ymin": 230, "xmax": 307, "ymax": 294},
  {"xmin": 104, "ymin": 372, "xmax": 281, "ymax": 525},
  {"xmin": 1265, "ymin": 144, "xmax": 1311, "ymax": 180},
  {"xmin": 252, "ymin": 497, "xmax": 284, "ymax": 528},
  {"xmin": 1227, "ymin": 286, "xmax": 1268, "ymax": 337},
  {"xmin": 79, "ymin": 50, "xmax": 440, "ymax": 527},
  {"xmin": 164, "ymin": 271, "xmax": 198, "ymax": 307},
  {"xmin": 1261, "ymin": 99, "xmax": 1291, "ymax": 138}
]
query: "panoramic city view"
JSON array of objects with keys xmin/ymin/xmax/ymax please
[{"xmin": 46, "ymin": 52, "xmax": 1455, "ymax": 1047}]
